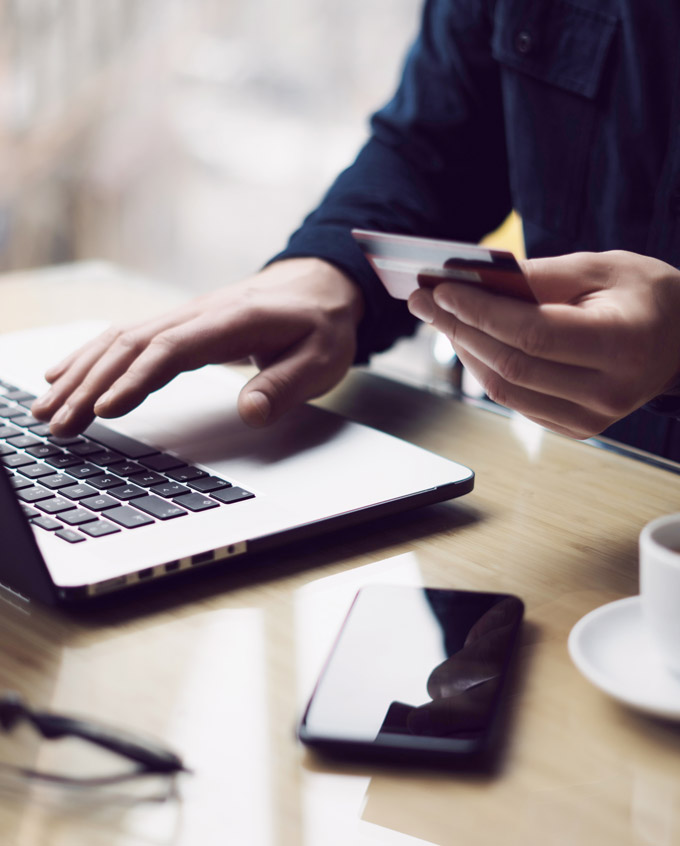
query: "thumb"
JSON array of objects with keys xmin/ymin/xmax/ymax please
[
  {"xmin": 237, "ymin": 343, "xmax": 348, "ymax": 428},
  {"xmin": 521, "ymin": 252, "xmax": 608, "ymax": 305}
]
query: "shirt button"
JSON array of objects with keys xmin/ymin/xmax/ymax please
[{"xmin": 515, "ymin": 30, "xmax": 534, "ymax": 55}]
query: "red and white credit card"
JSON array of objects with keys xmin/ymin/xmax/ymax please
[{"xmin": 352, "ymin": 228, "xmax": 535, "ymax": 302}]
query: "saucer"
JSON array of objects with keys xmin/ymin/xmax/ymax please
[{"xmin": 568, "ymin": 596, "xmax": 680, "ymax": 720}]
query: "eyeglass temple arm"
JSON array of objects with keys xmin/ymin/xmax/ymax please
[
  {"xmin": 35, "ymin": 712, "xmax": 188, "ymax": 774},
  {"xmin": 1, "ymin": 694, "xmax": 188, "ymax": 775}
]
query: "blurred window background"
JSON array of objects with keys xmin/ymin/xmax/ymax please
[{"xmin": 0, "ymin": 0, "xmax": 422, "ymax": 293}]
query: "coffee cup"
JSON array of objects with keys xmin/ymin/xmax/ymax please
[{"xmin": 639, "ymin": 513, "xmax": 680, "ymax": 675}]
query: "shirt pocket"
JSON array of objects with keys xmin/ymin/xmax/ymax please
[{"xmin": 491, "ymin": 0, "xmax": 618, "ymax": 238}]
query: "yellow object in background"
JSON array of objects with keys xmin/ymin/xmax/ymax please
[{"xmin": 481, "ymin": 210, "xmax": 525, "ymax": 259}]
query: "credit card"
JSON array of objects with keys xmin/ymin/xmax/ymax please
[{"xmin": 352, "ymin": 228, "xmax": 535, "ymax": 302}]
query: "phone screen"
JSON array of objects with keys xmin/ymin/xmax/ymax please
[
  {"xmin": 351, "ymin": 228, "xmax": 536, "ymax": 302},
  {"xmin": 298, "ymin": 585, "xmax": 524, "ymax": 767}
]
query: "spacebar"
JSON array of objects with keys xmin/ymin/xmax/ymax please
[{"xmin": 84, "ymin": 421, "xmax": 159, "ymax": 459}]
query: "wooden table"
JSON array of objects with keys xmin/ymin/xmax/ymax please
[{"xmin": 1, "ymin": 263, "xmax": 680, "ymax": 846}]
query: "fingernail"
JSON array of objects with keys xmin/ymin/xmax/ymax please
[
  {"xmin": 94, "ymin": 391, "xmax": 113, "ymax": 413},
  {"xmin": 50, "ymin": 404, "xmax": 71, "ymax": 427},
  {"xmin": 408, "ymin": 296, "xmax": 435, "ymax": 324},
  {"xmin": 432, "ymin": 288, "xmax": 458, "ymax": 314},
  {"xmin": 246, "ymin": 390, "xmax": 270, "ymax": 425},
  {"xmin": 33, "ymin": 388, "xmax": 54, "ymax": 410}
]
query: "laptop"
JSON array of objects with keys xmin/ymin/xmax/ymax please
[{"xmin": 0, "ymin": 321, "xmax": 474, "ymax": 606}]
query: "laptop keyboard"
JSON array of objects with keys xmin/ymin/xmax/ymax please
[{"xmin": 0, "ymin": 379, "xmax": 254, "ymax": 544}]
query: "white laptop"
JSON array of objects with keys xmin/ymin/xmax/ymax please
[{"xmin": 0, "ymin": 321, "xmax": 474, "ymax": 606}]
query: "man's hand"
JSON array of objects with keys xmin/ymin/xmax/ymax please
[
  {"xmin": 32, "ymin": 258, "xmax": 364, "ymax": 436},
  {"xmin": 408, "ymin": 250, "xmax": 680, "ymax": 439}
]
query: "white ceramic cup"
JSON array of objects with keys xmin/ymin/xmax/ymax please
[{"xmin": 639, "ymin": 513, "xmax": 680, "ymax": 676}]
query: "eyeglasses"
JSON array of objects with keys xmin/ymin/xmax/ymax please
[{"xmin": 0, "ymin": 691, "xmax": 190, "ymax": 790}]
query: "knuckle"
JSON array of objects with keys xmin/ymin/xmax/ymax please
[
  {"xmin": 493, "ymin": 347, "xmax": 527, "ymax": 385},
  {"xmin": 101, "ymin": 325, "xmax": 125, "ymax": 344},
  {"xmin": 518, "ymin": 320, "xmax": 551, "ymax": 358},
  {"xmin": 255, "ymin": 370, "xmax": 293, "ymax": 403},
  {"xmin": 114, "ymin": 327, "xmax": 147, "ymax": 356},
  {"xmin": 148, "ymin": 329, "xmax": 180, "ymax": 353},
  {"xmin": 594, "ymin": 383, "xmax": 633, "ymax": 418},
  {"xmin": 483, "ymin": 373, "xmax": 508, "ymax": 408}
]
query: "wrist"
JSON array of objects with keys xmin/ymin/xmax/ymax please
[{"xmin": 266, "ymin": 256, "xmax": 365, "ymax": 328}]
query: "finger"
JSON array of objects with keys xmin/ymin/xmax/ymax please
[
  {"xmin": 43, "ymin": 337, "xmax": 103, "ymax": 384},
  {"xmin": 91, "ymin": 300, "xmax": 342, "ymax": 428},
  {"xmin": 434, "ymin": 311, "xmax": 615, "ymax": 411},
  {"xmin": 430, "ymin": 282, "xmax": 615, "ymax": 368},
  {"xmin": 89, "ymin": 303, "xmax": 309, "ymax": 424},
  {"xmin": 38, "ymin": 314, "xmax": 201, "ymax": 435},
  {"xmin": 33, "ymin": 330, "xmax": 122, "ymax": 419},
  {"xmin": 34, "ymin": 305, "xmax": 202, "ymax": 423},
  {"xmin": 238, "ymin": 335, "xmax": 350, "ymax": 427},
  {"xmin": 453, "ymin": 346, "xmax": 607, "ymax": 439},
  {"xmin": 520, "ymin": 252, "xmax": 612, "ymax": 304}
]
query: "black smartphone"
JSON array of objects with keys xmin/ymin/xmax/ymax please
[
  {"xmin": 298, "ymin": 584, "xmax": 524, "ymax": 768},
  {"xmin": 351, "ymin": 228, "xmax": 536, "ymax": 302}
]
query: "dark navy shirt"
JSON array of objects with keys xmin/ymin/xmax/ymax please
[{"xmin": 271, "ymin": 0, "xmax": 680, "ymax": 459}]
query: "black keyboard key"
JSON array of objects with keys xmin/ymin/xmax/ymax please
[
  {"xmin": 69, "ymin": 440, "xmax": 110, "ymax": 457},
  {"xmin": 55, "ymin": 528, "xmax": 86, "ymax": 543},
  {"xmin": 0, "ymin": 405, "xmax": 24, "ymax": 418},
  {"xmin": 21, "ymin": 505, "xmax": 40, "ymax": 520},
  {"xmin": 165, "ymin": 466, "xmax": 208, "ymax": 483},
  {"xmin": 48, "ymin": 434, "xmax": 85, "ymax": 446},
  {"xmin": 187, "ymin": 476, "xmax": 230, "ymax": 493},
  {"xmin": 3, "ymin": 390, "xmax": 36, "ymax": 404},
  {"xmin": 11, "ymin": 414, "xmax": 39, "ymax": 428},
  {"xmin": 87, "ymin": 449, "xmax": 125, "ymax": 467},
  {"xmin": 149, "ymin": 481, "xmax": 191, "ymax": 498},
  {"xmin": 0, "ymin": 425, "xmax": 21, "ymax": 439},
  {"xmin": 41, "ymin": 473, "xmax": 78, "ymax": 490},
  {"xmin": 109, "ymin": 483, "xmax": 147, "ymax": 501},
  {"xmin": 2, "ymin": 452, "xmax": 35, "ymax": 468},
  {"xmin": 26, "ymin": 443, "xmax": 63, "ymax": 459},
  {"xmin": 87, "ymin": 473, "xmax": 125, "ymax": 490},
  {"xmin": 45, "ymin": 453, "xmax": 84, "ymax": 469},
  {"xmin": 106, "ymin": 460, "xmax": 145, "ymax": 476},
  {"xmin": 31, "ymin": 515, "xmax": 62, "ymax": 531},
  {"xmin": 80, "ymin": 520, "xmax": 121, "ymax": 538},
  {"xmin": 0, "ymin": 443, "xmax": 15, "ymax": 456},
  {"xmin": 127, "ymin": 471, "xmax": 167, "ymax": 487},
  {"xmin": 66, "ymin": 463, "xmax": 105, "ymax": 480},
  {"xmin": 9, "ymin": 474, "xmax": 33, "ymax": 489},
  {"xmin": 28, "ymin": 423, "xmax": 52, "ymax": 437},
  {"xmin": 106, "ymin": 506, "xmax": 154, "ymax": 529},
  {"xmin": 61, "ymin": 483, "xmax": 98, "ymax": 500},
  {"xmin": 59, "ymin": 508, "xmax": 99, "ymax": 526},
  {"xmin": 37, "ymin": 496, "xmax": 76, "ymax": 515},
  {"xmin": 16, "ymin": 486, "xmax": 54, "ymax": 503},
  {"xmin": 18, "ymin": 463, "xmax": 54, "ymax": 479},
  {"xmin": 80, "ymin": 494, "xmax": 119, "ymax": 511},
  {"xmin": 84, "ymin": 421, "xmax": 159, "ymax": 459},
  {"xmin": 211, "ymin": 486, "xmax": 255, "ymax": 504},
  {"xmin": 131, "ymin": 495, "xmax": 187, "ymax": 520},
  {"xmin": 6, "ymin": 434, "xmax": 42, "ymax": 450},
  {"xmin": 140, "ymin": 453, "xmax": 186, "ymax": 472},
  {"xmin": 172, "ymin": 492, "xmax": 220, "ymax": 512}
]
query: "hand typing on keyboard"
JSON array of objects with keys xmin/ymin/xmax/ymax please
[{"xmin": 31, "ymin": 259, "xmax": 365, "ymax": 437}]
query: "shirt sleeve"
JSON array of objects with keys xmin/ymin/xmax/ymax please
[{"xmin": 268, "ymin": 0, "xmax": 513, "ymax": 362}]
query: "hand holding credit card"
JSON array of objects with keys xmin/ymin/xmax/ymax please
[{"xmin": 352, "ymin": 229, "xmax": 536, "ymax": 303}]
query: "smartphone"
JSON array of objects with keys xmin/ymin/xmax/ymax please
[
  {"xmin": 298, "ymin": 584, "xmax": 524, "ymax": 768},
  {"xmin": 351, "ymin": 228, "xmax": 535, "ymax": 302}
]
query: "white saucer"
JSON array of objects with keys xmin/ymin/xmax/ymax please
[{"xmin": 568, "ymin": 596, "xmax": 680, "ymax": 720}]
